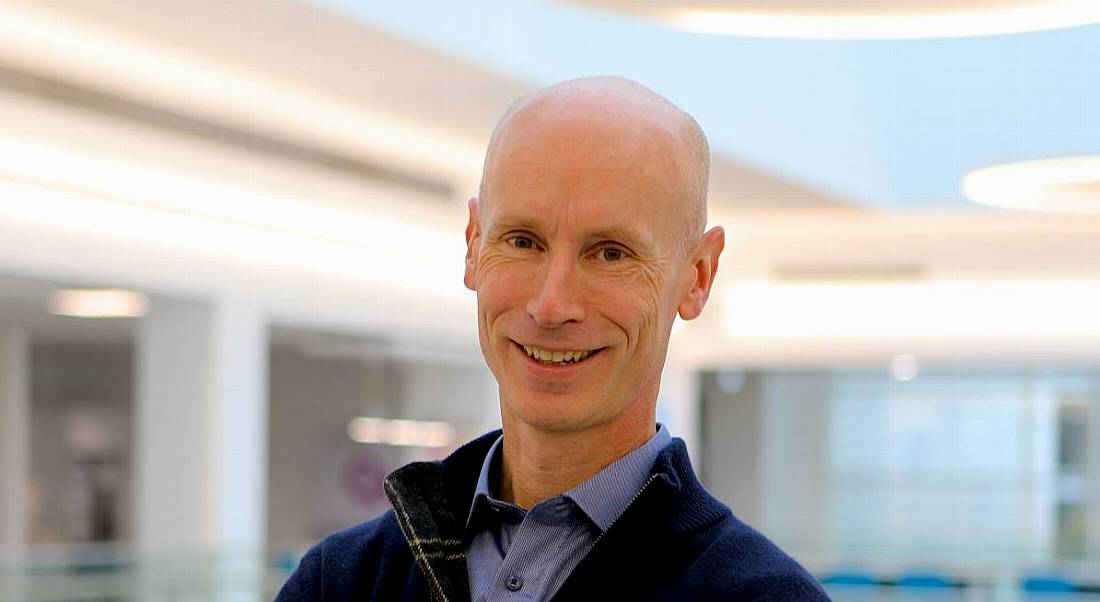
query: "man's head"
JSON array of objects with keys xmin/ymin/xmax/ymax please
[{"xmin": 464, "ymin": 76, "xmax": 724, "ymax": 437}]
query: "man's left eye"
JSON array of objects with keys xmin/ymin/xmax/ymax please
[{"xmin": 597, "ymin": 248, "xmax": 626, "ymax": 262}]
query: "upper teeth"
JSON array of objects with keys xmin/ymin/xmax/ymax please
[{"xmin": 523, "ymin": 345, "xmax": 593, "ymax": 363}]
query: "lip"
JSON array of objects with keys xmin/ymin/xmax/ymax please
[{"xmin": 510, "ymin": 340, "xmax": 605, "ymax": 379}]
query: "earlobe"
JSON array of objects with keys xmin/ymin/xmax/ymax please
[
  {"xmin": 464, "ymin": 197, "xmax": 481, "ymax": 291},
  {"xmin": 677, "ymin": 226, "xmax": 725, "ymax": 320}
]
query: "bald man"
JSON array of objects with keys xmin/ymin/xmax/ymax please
[{"xmin": 275, "ymin": 77, "xmax": 829, "ymax": 602}]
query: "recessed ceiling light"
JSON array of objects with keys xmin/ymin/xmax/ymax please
[
  {"xmin": 962, "ymin": 156, "xmax": 1100, "ymax": 214},
  {"xmin": 346, "ymin": 417, "xmax": 456, "ymax": 448},
  {"xmin": 723, "ymin": 281, "xmax": 1100, "ymax": 339},
  {"xmin": 890, "ymin": 354, "xmax": 920, "ymax": 381},
  {"xmin": 49, "ymin": 289, "xmax": 150, "ymax": 318},
  {"xmin": 567, "ymin": 0, "xmax": 1100, "ymax": 39}
]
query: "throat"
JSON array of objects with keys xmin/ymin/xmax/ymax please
[{"xmin": 498, "ymin": 420, "xmax": 654, "ymax": 509}]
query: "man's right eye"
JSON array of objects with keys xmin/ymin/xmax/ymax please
[{"xmin": 508, "ymin": 236, "xmax": 536, "ymax": 250}]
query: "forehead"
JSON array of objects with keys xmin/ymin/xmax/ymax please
[{"xmin": 482, "ymin": 108, "xmax": 689, "ymax": 245}]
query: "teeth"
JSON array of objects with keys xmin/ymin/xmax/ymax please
[{"xmin": 523, "ymin": 345, "xmax": 594, "ymax": 364}]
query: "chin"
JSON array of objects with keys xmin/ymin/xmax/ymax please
[{"xmin": 503, "ymin": 391, "xmax": 617, "ymax": 434}]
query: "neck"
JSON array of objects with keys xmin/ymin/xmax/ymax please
[{"xmin": 498, "ymin": 409, "xmax": 656, "ymax": 509}]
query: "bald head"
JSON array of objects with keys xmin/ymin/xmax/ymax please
[{"xmin": 479, "ymin": 76, "xmax": 710, "ymax": 253}]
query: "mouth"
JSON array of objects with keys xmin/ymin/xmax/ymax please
[{"xmin": 515, "ymin": 341, "xmax": 605, "ymax": 367}]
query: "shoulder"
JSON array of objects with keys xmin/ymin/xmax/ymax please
[
  {"xmin": 273, "ymin": 512, "xmax": 414, "ymax": 602},
  {"xmin": 319, "ymin": 512, "xmax": 406, "ymax": 559},
  {"xmin": 685, "ymin": 512, "xmax": 830, "ymax": 600},
  {"xmin": 654, "ymin": 441, "xmax": 829, "ymax": 600}
]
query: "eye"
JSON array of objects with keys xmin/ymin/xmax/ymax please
[
  {"xmin": 507, "ymin": 235, "xmax": 537, "ymax": 250},
  {"xmin": 596, "ymin": 247, "xmax": 627, "ymax": 262}
]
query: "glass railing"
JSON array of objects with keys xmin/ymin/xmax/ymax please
[{"xmin": 3, "ymin": 544, "xmax": 1100, "ymax": 602}]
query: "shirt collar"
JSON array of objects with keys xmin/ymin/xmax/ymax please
[
  {"xmin": 564, "ymin": 424, "xmax": 670, "ymax": 531},
  {"xmin": 465, "ymin": 424, "xmax": 671, "ymax": 532},
  {"xmin": 466, "ymin": 434, "xmax": 504, "ymax": 530}
]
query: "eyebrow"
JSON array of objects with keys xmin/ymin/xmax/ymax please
[{"xmin": 588, "ymin": 227, "xmax": 652, "ymax": 253}]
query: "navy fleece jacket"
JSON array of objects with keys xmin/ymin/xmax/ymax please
[{"xmin": 274, "ymin": 431, "xmax": 830, "ymax": 602}]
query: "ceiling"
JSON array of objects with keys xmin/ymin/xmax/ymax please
[
  {"xmin": 322, "ymin": 0, "xmax": 1100, "ymax": 209},
  {"xmin": 563, "ymin": 0, "xmax": 1100, "ymax": 39},
  {"xmin": 0, "ymin": 0, "xmax": 845, "ymax": 213},
  {"xmin": 1, "ymin": 0, "xmax": 1099, "ymax": 365}
]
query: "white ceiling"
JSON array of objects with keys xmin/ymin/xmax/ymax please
[
  {"xmin": 1, "ymin": 0, "xmax": 1098, "ymax": 365},
  {"xmin": 0, "ymin": 0, "xmax": 848, "ymax": 213}
]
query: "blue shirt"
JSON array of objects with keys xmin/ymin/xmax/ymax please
[{"xmin": 464, "ymin": 425, "xmax": 671, "ymax": 602}]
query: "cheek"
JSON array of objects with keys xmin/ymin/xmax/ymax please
[
  {"xmin": 475, "ymin": 248, "xmax": 511, "ymax": 282},
  {"xmin": 475, "ymin": 251, "xmax": 531, "ymax": 318},
  {"xmin": 595, "ymin": 265, "xmax": 668, "ymax": 336}
]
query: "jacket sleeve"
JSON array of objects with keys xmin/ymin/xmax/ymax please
[{"xmin": 273, "ymin": 544, "xmax": 325, "ymax": 602}]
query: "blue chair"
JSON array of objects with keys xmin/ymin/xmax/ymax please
[
  {"xmin": 896, "ymin": 574, "xmax": 956, "ymax": 589},
  {"xmin": 1021, "ymin": 575, "xmax": 1075, "ymax": 594},
  {"xmin": 893, "ymin": 573, "xmax": 962, "ymax": 600},
  {"xmin": 821, "ymin": 572, "xmax": 878, "ymax": 586},
  {"xmin": 820, "ymin": 571, "xmax": 880, "ymax": 599}
]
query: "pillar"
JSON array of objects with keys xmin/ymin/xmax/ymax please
[
  {"xmin": 657, "ymin": 360, "xmax": 703, "ymax": 474},
  {"xmin": 0, "ymin": 327, "xmax": 29, "ymax": 602},
  {"xmin": 0, "ymin": 326, "xmax": 29, "ymax": 568},
  {"xmin": 134, "ymin": 297, "xmax": 268, "ymax": 599}
]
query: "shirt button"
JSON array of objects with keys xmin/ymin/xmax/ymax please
[{"xmin": 505, "ymin": 576, "xmax": 523, "ymax": 592}]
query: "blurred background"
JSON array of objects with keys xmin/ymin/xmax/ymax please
[{"xmin": 0, "ymin": 1, "xmax": 1098, "ymax": 600}]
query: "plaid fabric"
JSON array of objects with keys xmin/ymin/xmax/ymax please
[{"xmin": 384, "ymin": 461, "xmax": 471, "ymax": 602}]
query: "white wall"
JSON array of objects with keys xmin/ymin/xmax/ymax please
[
  {"xmin": 28, "ymin": 342, "xmax": 133, "ymax": 545},
  {"xmin": 266, "ymin": 345, "xmax": 499, "ymax": 556}
]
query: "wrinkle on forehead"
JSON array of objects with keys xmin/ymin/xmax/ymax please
[{"xmin": 493, "ymin": 159, "xmax": 679, "ymax": 213}]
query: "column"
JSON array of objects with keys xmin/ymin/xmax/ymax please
[
  {"xmin": 134, "ymin": 297, "xmax": 268, "ymax": 600},
  {"xmin": 1088, "ymin": 380, "xmax": 1100, "ymax": 560},
  {"xmin": 701, "ymin": 371, "xmax": 765, "ymax": 529},
  {"xmin": 656, "ymin": 360, "xmax": 703, "ymax": 473},
  {"xmin": 0, "ymin": 327, "xmax": 29, "ymax": 602},
  {"xmin": 761, "ymin": 372, "xmax": 831, "ymax": 564},
  {"xmin": 0, "ymin": 326, "xmax": 29, "ymax": 568}
]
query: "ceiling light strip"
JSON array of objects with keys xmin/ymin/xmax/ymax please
[
  {"xmin": 664, "ymin": 0, "xmax": 1100, "ymax": 39},
  {"xmin": 0, "ymin": 3, "xmax": 483, "ymax": 180},
  {"xmin": 0, "ymin": 138, "xmax": 456, "ymax": 250},
  {"xmin": 49, "ymin": 289, "xmax": 150, "ymax": 318},
  {"xmin": 0, "ymin": 178, "xmax": 469, "ymax": 300},
  {"xmin": 963, "ymin": 156, "xmax": 1100, "ymax": 214},
  {"xmin": 723, "ymin": 282, "xmax": 1100, "ymax": 338},
  {"xmin": 0, "ymin": 64, "xmax": 453, "ymax": 199}
]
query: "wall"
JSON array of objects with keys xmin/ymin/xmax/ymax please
[
  {"xmin": 29, "ymin": 342, "xmax": 133, "ymax": 545},
  {"xmin": 266, "ymin": 345, "xmax": 499, "ymax": 557},
  {"xmin": 702, "ymin": 369, "xmax": 1076, "ymax": 568}
]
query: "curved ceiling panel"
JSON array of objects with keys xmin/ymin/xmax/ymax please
[
  {"xmin": 963, "ymin": 156, "xmax": 1100, "ymax": 214},
  {"xmin": 569, "ymin": 0, "xmax": 1100, "ymax": 39}
]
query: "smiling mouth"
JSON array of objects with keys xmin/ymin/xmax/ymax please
[{"xmin": 518, "ymin": 343, "xmax": 604, "ymax": 366}]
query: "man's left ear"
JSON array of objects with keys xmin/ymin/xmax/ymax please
[{"xmin": 677, "ymin": 226, "xmax": 725, "ymax": 320}]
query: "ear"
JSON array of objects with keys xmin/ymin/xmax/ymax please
[
  {"xmin": 677, "ymin": 226, "xmax": 725, "ymax": 320},
  {"xmin": 464, "ymin": 197, "xmax": 482, "ymax": 291}
]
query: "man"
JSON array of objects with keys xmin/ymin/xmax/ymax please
[{"xmin": 275, "ymin": 76, "xmax": 829, "ymax": 601}]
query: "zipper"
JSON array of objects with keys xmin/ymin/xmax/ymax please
[
  {"xmin": 549, "ymin": 472, "xmax": 665, "ymax": 602},
  {"xmin": 590, "ymin": 472, "xmax": 662, "ymax": 548}
]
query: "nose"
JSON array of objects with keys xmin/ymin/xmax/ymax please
[{"xmin": 526, "ymin": 254, "xmax": 586, "ymax": 328}]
